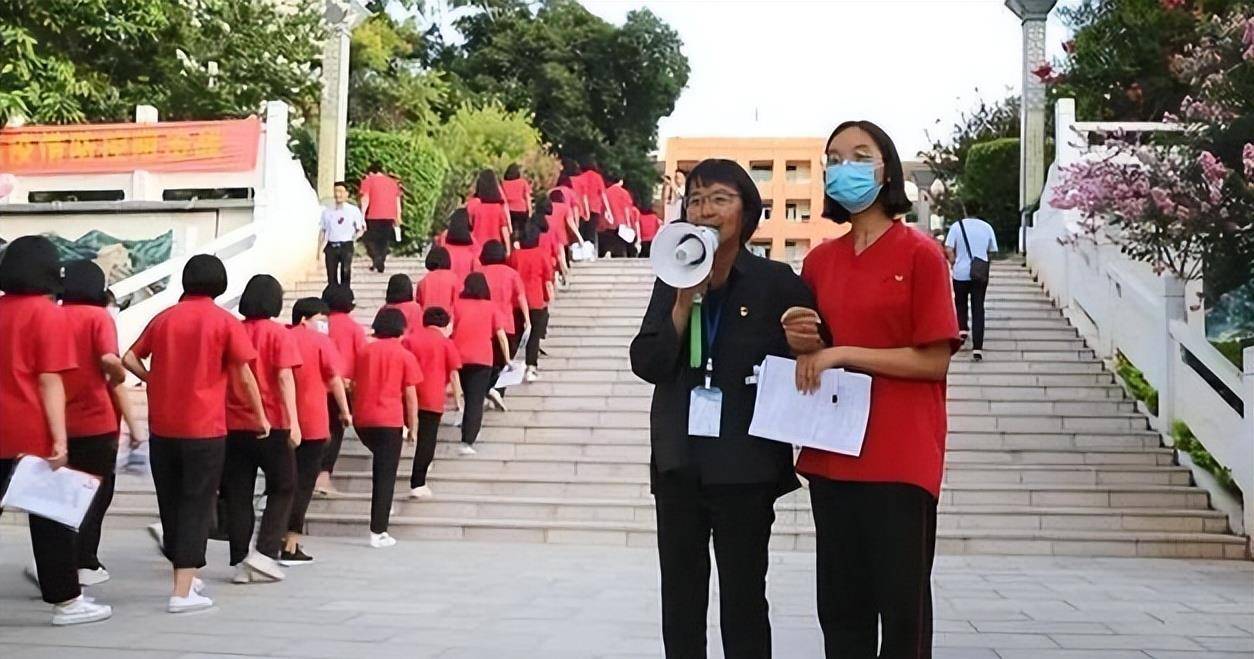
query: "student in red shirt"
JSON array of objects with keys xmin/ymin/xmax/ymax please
[
  {"xmin": 352, "ymin": 307, "xmax": 421, "ymax": 548},
  {"xmin": 500, "ymin": 163, "xmax": 533, "ymax": 239},
  {"xmin": 509, "ymin": 219, "xmax": 556, "ymax": 382},
  {"xmin": 575, "ymin": 158, "xmax": 607, "ymax": 248},
  {"xmin": 401, "ymin": 306, "xmax": 464, "ymax": 499},
  {"xmin": 377, "ymin": 274, "xmax": 423, "ymax": 335},
  {"xmin": 0, "ymin": 236, "xmax": 113, "ymax": 626},
  {"xmin": 443, "ymin": 209, "xmax": 481, "ymax": 280},
  {"xmin": 452, "ymin": 273, "xmax": 510, "ymax": 455},
  {"xmin": 543, "ymin": 192, "xmax": 574, "ymax": 284},
  {"xmin": 416, "ymin": 246, "xmax": 462, "ymax": 315},
  {"xmin": 637, "ymin": 201, "xmax": 662, "ymax": 258},
  {"xmin": 222, "ymin": 275, "xmax": 303, "ymax": 585},
  {"xmin": 283, "ymin": 298, "xmax": 352, "ymax": 566},
  {"xmin": 315, "ymin": 284, "xmax": 366, "ymax": 496},
  {"xmin": 601, "ymin": 172, "xmax": 636, "ymax": 258},
  {"xmin": 479, "ymin": 239, "xmax": 529, "ymax": 408},
  {"xmin": 124, "ymin": 254, "xmax": 265, "ymax": 614},
  {"xmin": 467, "ymin": 169, "xmax": 511, "ymax": 248},
  {"xmin": 785, "ymin": 121, "xmax": 959, "ymax": 658},
  {"xmin": 358, "ymin": 161, "xmax": 403, "ymax": 273}
]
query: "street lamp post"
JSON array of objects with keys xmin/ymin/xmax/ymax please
[
  {"xmin": 316, "ymin": 0, "xmax": 371, "ymax": 202},
  {"xmin": 1006, "ymin": 0, "xmax": 1057, "ymax": 252}
]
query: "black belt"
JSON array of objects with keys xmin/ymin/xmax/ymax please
[{"xmin": 327, "ymin": 240, "xmax": 354, "ymax": 246}]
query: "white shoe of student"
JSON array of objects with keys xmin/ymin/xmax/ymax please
[
  {"xmin": 486, "ymin": 389, "xmax": 508, "ymax": 412},
  {"xmin": 369, "ymin": 532, "xmax": 397, "ymax": 548},
  {"xmin": 52, "ymin": 596, "xmax": 112, "ymax": 626},
  {"xmin": 457, "ymin": 444, "xmax": 477, "ymax": 456},
  {"xmin": 243, "ymin": 551, "xmax": 285, "ymax": 582},
  {"xmin": 232, "ymin": 563, "xmax": 254, "ymax": 584},
  {"xmin": 525, "ymin": 366, "xmax": 539, "ymax": 383},
  {"xmin": 168, "ymin": 591, "xmax": 214, "ymax": 613},
  {"xmin": 192, "ymin": 577, "xmax": 207, "ymax": 594},
  {"xmin": 77, "ymin": 567, "xmax": 110, "ymax": 586},
  {"xmin": 409, "ymin": 485, "xmax": 434, "ymax": 499}
]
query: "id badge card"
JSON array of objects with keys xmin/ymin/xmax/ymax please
[{"xmin": 689, "ymin": 386, "xmax": 723, "ymax": 437}]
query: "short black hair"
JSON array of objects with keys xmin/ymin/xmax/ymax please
[
  {"xmin": 962, "ymin": 198, "xmax": 983, "ymax": 217},
  {"xmin": 520, "ymin": 220, "xmax": 544, "ymax": 249},
  {"xmin": 480, "ymin": 240, "xmax": 507, "ymax": 265},
  {"xmin": 682, "ymin": 159, "xmax": 763, "ymax": 244},
  {"xmin": 239, "ymin": 274, "xmax": 284, "ymax": 319},
  {"xmin": 368, "ymin": 161, "xmax": 383, "ymax": 173},
  {"xmin": 322, "ymin": 283, "xmax": 355, "ymax": 312},
  {"xmin": 182, "ymin": 254, "xmax": 228, "ymax": 298},
  {"xmin": 579, "ymin": 157, "xmax": 598, "ymax": 173},
  {"xmin": 62, "ymin": 259, "xmax": 108, "ymax": 306},
  {"xmin": 425, "ymin": 245, "xmax": 451, "ymax": 271},
  {"xmin": 548, "ymin": 188, "xmax": 565, "ymax": 203},
  {"xmin": 372, "ymin": 307, "xmax": 406, "ymax": 338},
  {"xmin": 333, "ymin": 181, "xmax": 348, "ymax": 190},
  {"xmin": 561, "ymin": 157, "xmax": 580, "ymax": 177},
  {"xmin": 603, "ymin": 171, "xmax": 622, "ymax": 185},
  {"xmin": 460, "ymin": 272, "xmax": 491, "ymax": 300},
  {"xmin": 504, "ymin": 164, "xmax": 522, "ymax": 180},
  {"xmin": 446, "ymin": 208, "xmax": 474, "ymax": 246},
  {"xmin": 423, "ymin": 306, "xmax": 451, "ymax": 328},
  {"xmin": 556, "ymin": 174, "xmax": 574, "ymax": 189},
  {"xmin": 385, "ymin": 273, "xmax": 413, "ymax": 304},
  {"xmin": 475, "ymin": 169, "xmax": 503, "ymax": 203},
  {"xmin": 821, "ymin": 120, "xmax": 913, "ymax": 222},
  {"xmin": 0, "ymin": 235, "xmax": 62, "ymax": 295},
  {"xmin": 292, "ymin": 297, "xmax": 329, "ymax": 325}
]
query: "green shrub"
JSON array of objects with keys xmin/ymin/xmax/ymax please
[
  {"xmin": 1114, "ymin": 352, "xmax": 1159, "ymax": 415},
  {"xmin": 345, "ymin": 128, "xmax": 449, "ymax": 254},
  {"xmin": 1172, "ymin": 421, "xmax": 1243, "ymax": 500},
  {"xmin": 1210, "ymin": 338, "xmax": 1248, "ymax": 369},
  {"xmin": 958, "ymin": 138, "xmax": 1021, "ymax": 250}
]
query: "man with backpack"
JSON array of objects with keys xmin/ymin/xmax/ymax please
[{"xmin": 944, "ymin": 207, "xmax": 998, "ymax": 362}]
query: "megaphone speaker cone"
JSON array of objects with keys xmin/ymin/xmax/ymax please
[{"xmin": 650, "ymin": 222, "xmax": 720, "ymax": 289}]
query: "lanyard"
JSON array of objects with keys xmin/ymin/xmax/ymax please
[{"xmin": 689, "ymin": 290, "xmax": 726, "ymax": 387}]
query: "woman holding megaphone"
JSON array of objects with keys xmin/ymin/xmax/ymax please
[{"xmin": 630, "ymin": 159, "xmax": 817, "ymax": 659}]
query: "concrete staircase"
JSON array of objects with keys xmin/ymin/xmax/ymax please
[{"xmin": 103, "ymin": 255, "xmax": 1248, "ymax": 559}]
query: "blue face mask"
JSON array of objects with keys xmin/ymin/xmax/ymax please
[{"xmin": 825, "ymin": 162, "xmax": 883, "ymax": 214}]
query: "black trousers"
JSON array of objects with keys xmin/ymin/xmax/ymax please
[
  {"xmin": 221, "ymin": 430, "xmax": 296, "ymax": 563},
  {"xmin": 67, "ymin": 433, "xmax": 119, "ymax": 571},
  {"xmin": 580, "ymin": 215, "xmax": 600, "ymax": 245},
  {"xmin": 598, "ymin": 230, "xmax": 628, "ymax": 258},
  {"xmin": 0, "ymin": 459, "xmax": 81, "ymax": 604},
  {"xmin": 288, "ymin": 440, "xmax": 327, "ymax": 534},
  {"xmin": 322, "ymin": 392, "xmax": 351, "ymax": 473},
  {"xmin": 809, "ymin": 477, "xmax": 937, "ymax": 659},
  {"xmin": 526, "ymin": 308, "xmax": 549, "ymax": 367},
  {"xmin": 492, "ymin": 318, "xmax": 525, "ymax": 395},
  {"xmin": 640, "ymin": 241, "xmax": 653, "ymax": 258},
  {"xmin": 654, "ymin": 469, "xmax": 777, "ymax": 659},
  {"xmin": 509, "ymin": 210, "xmax": 529, "ymax": 240},
  {"xmin": 150, "ymin": 435, "xmax": 226, "ymax": 569},
  {"xmin": 409, "ymin": 411, "xmax": 442, "ymax": 488},
  {"xmin": 953, "ymin": 278, "xmax": 989, "ymax": 351},
  {"xmin": 459, "ymin": 364, "xmax": 494, "ymax": 446},
  {"xmin": 364, "ymin": 220, "xmax": 393, "ymax": 272},
  {"xmin": 324, "ymin": 242, "xmax": 354, "ymax": 287},
  {"xmin": 357, "ymin": 427, "xmax": 402, "ymax": 534}
]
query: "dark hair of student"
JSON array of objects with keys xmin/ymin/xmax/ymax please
[
  {"xmin": 239, "ymin": 274, "xmax": 284, "ymax": 319},
  {"xmin": 292, "ymin": 297, "xmax": 329, "ymax": 325},
  {"xmin": 321, "ymin": 283, "xmax": 355, "ymax": 313},
  {"xmin": 460, "ymin": 272, "xmax": 491, "ymax": 300},
  {"xmin": 423, "ymin": 306, "xmax": 451, "ymax": 328},
  {"xmin": 561, "ymin": 157, "xmax": 580, "ymax": 178},
  {"xmin": 0, "ymin": 235, "xmax": 63, "ymax": 295},
  {"xmin": 385, "ymin": 273, "xmax": 413, "ymax": 304},
  {"xmin": 372, "ymin": 307, "xmax": 406, "ymax": 338},
  {"xmin": 61, "ymin": 259, "xmax": 108, "ymax": 306},
  {"xmin": 556, "ymin": 174, "xmax": 574, "ymax": 189},
  {"xmin": 368, "ymin": 161, "xmax": 383, "ymax": 173},
  {"xmin": 333, "ymin": 180, "xmax": 348, "ymax": 190},
  {"xmin": 504, "ymin": 164, "xmax": 522, "ymax": 180},
  {"xmin": 474, "ymin": 169, "xmax": 504, "ymax": 204},
  {"xmin": 821, "ymin": 120, "xmax": 913, "ymax": 223},
  {"xmin": 519, "ymin": 221, "xmax": 544, "ymax": 249},
  {"xmin": 681, "ymin": 159, "xmax": 763, "ymax": 244},
  {"xmin": 603, "ymin": 171, "xmax": 622, "ymax": 185},
  {"xmin": 480, "ymin": 240, "xmax": 507, "ymax": 266},
  {"xmin": 963, "ymin": 198, "xmax": 983, "ymax": 217},
  {"xmin": 182, "ymin": 253, "xmax": 229, "ymax": 298},
  {"xmin": 548, "ymin": 188, "xmax": 565, "ymax": 203},
  {"xmin": 579, "ymin": 157, "xmax": 598, "ymax": 173},
  {"xmin": 445, "ymin": 209, "xmax": 475, "ymax": 246},
  {"xmin": 425, "ymin": 245, "xmax": 451, "ymax": 271}
]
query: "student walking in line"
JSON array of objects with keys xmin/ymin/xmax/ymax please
[
  {"xmin": 444, "ymin": 209, "xmax": 482, "ymax": 281},
  {"xmin": 480, "ymin": 239, "xmax": 529, "ymax": 409},
  {"xmin": 401, "ymin": 307, "xmax": 464, "ymax": 499},
  {"xmin": 123, "ymin": 254, "xmax": 266, "ymax": 614},
  {"xmin": 452, "ymin": 273, "xmax": 510, "ymax": 456},
  {"xmin": 416, "ymin": 246, "xmax": 462, "ymax": 316},
  {"xmin": 283, "ymin": 297, "xmax": 352, "ymax": 566},
  {"xmin": 377, "ymin": 274, "xmax": 423, "ymax": 336},
  {"xmin": 0, "ymin": 236, "xmax": 113, "ymax": 626},
  {"xmin": 637, "ymin": 201, "xmax": 662, "ymax": 258},
  {"xmin": 359, "ymin": 162, "xmax": 403, "ymax": 274},
  {"xmin": 510, "ymin": 218, "xmax": 556, "ymax": 383},
  {"xmin": 467, "ymin": 169, "xmax": 512, "ymax": 248},
  {"xmin": 222, "ymin": 275, "xmax": 302, "ymax": 585},
  {"xmin": 573, "ymin": 158, "xmax": 607, "ymax": 250},
  {"xmin": 500, "ymin": 163, "xmax": 533, "ymax": 239},
  {"xmin": 351, "ymin": 307, "xmax": 421, "ymax": 548},
  {"xmin": 944, "ymin": 205, "xmax": 998, "ymax": 362},
  {"xmin": 544, "ymin": 192, "xmax": 575, "ymax": 284},
  {"xmin": 602, "ymin": 173, "xmax": 637, "ymax": 258},
  {"xmin": 320, "ymin": 181, "xmax": 365, "ymax": 287},
  {"xmin": 314, "ymin": 284, "xmax": 366, "ymax": 497}
]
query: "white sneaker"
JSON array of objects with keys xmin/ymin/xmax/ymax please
[
  {"xmin": 77, "ymin": 567, "xmax": 110, "ymax": 586},
  {"xmin": 486, "ymin": 389, "xmax": 508, "ymax": 411},
  {"xmin": 232, "ymin": 563, "xmax": 254, "ymax": 584},
  {"xmin": 525, "ymin": 366, "xmax": 539, "ymax": 383},
  {"xmin": 457, "ymin": 444, "xmax": 477, "ymax": 456},
  {"xmin": 972, "ymin": 349, "xmax": 984, "ymax": 362},
  {"xmin": 192, "ymin": 577, "xmax": 207, "ymax": 594},
  {"xmin": 52, "ymin": 596, "xmax": 112, "ymax": 626},
  {"xmin": 147, "ymin": 522, "xmax": 164, "ymax": 551},
  {"xmin": 369, "ymin": 532, "xmax": 397, "ymax": 548},
  {"xmin": 243, "ymin": 551, "xmax": 285, "ymax": 582},
  {"xmin": 409, "ymin": 485, "xmax": 434, "ymax": 499},
  {"xmin": 167, "ymin": 591, "xmax": 214, "ymax": 613}
]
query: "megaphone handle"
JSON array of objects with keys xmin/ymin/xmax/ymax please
[{"xmin": 689, "ymin": 301, "xmax": 703, "ymax": 369}]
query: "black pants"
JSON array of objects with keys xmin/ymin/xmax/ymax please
[
  {"xmin": 288, "ymin": 440, "xmax": 327, "ymax": 534},
  {"xmin": 809, "ymin": 477, "xmax": 937, "ymax": 659},
  {"xmin": 953, "ymin": 278, "xmax": 988, "ymax": 351},
  {"xmin": 459, "ymin": 364, "xmax": 494, "ymax": 446},
  {"xmin": 150, "ymin": 435, "xmax": 226, "ymax": 569},
  {"xmin": 654, "ymin": 469, "xmax": 777, "ymax": 659},
  {"xmin": 526, "ymin": 308, "xmax": 549, "ymax": 366},
  {"xmin": 509, "ymin": 210, "xmax": 529, "ymax": 240},
  {"xmin": 322, "ymin": 392, "xmax": 351, "ymax": 473},
  {"xmin": 409, "ymin": 411, "xmax": 442, "ymax": 488},
  {"xmin": 364, "ymin": 220, "xmax": 393, "ymax": 272},
  {"xmin": 580, "ymin": 215, "xmax": 599, "ymax": 244},
  {"xmin": 0, "ymin": 459, "xmax": 81, "ymax": 604},
  {"xmin": 221, "ymin": 430, "xmax": 295, "ymax": 563},
  {"xmin": 492, "ymin": 320, "xmax": 525, "ymax": 395},
  {"xmin": 638, "ymin": 241, "xmax": 650, "ymax": 258},
  {"xmin": 598, "ymin": 230, "xmax": 628, "ymax": 258},
  {"xmin": 357, "ymin": 427, "xmax": 402, "ymax": 534},
  {"xmin": 68, "ymin": 433, "xmax": 119, "ymax": 571},
  {"xmin": 324, "ymin": 242, "xmax": 354, "ymax": 287}
]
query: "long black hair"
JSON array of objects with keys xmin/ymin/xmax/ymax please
[
  {"xmin": 821, "ymin": 120, "xmax": 912, "ymax": 222},
  {"xmin": 681, "ymin": 159, "xmax": 763, "ymax": 243},
  {"xmin": 446, "ymin": 209, "xmax": 474, "ymax": 246},
  {"xmin": 0, "ymin": 236, "xmax": 62, "ymax": 295},
  {"xmin": 239, "ymin": 274, "xmax": 283, "ymax": 319},
  {"xmin": 62, "ymin": 260, "xmax": 109, "ymax": 306},
  {"xmin": 385, "ymin": 273, "xmax": 413, "ymax": 304},
  {"xmin": 475, "ymin": 169, "xmax": 504, "ymax": 204},
  {"xmin": 182, "ymin": 254, "xmax": 228, "ymax": 298},
  {"xmin": 460, "ymin": 272, "xmax": 491, "ymax": 300}
]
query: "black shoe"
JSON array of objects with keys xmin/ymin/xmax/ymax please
[{"xmin": 279, "ymin": 546, "xmax": 314, "ymax": 566}]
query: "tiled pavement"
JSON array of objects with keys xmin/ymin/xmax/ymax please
[{"xmin": 1, "ymin": 527, "xmax": 1251, "ymax": 658}]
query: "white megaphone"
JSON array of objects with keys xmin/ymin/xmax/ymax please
[{"xmin": 650, "ymin": 222, "xmax": 720, "ymax": 289}]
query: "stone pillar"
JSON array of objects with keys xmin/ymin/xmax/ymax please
[
  {"xmin": 1242, "ymin": 346, "xmax": 1254, "ymax": 552},
  {"xmin": 316, "ymin": 1, "xmax": 371, "ymax": 202},
  {"xmin": 1006, "ymin": 1, "xmax": 1057, "ymax": 218},
  {"xmin": 1159, "ymin": 274, "xmax": 1187, "ymax": 432}
]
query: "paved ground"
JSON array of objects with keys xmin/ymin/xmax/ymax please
[{"xmin": 0, "ymin": 528, "xmax": 1251, "ymax": 658}]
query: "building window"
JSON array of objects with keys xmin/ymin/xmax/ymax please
[
  {"xmin": 785, "ymin": 199, "xmax": 810, "ymax": 222},
  {"xmin": 761, "ymin": 200, "xmax": 773, "ymax": 221},
  {"xmin": 785, "ymin": 161, "xmax": 811, "ymax": 183},
  {"xmin": 749, "ymin": 161, "xmax": 773, "ymax": 184},
  {"xmin": 749, "ymin": 241, "xmax": 771, "ymax": 259}
]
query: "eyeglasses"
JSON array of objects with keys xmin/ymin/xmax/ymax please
[
  {"xmin": 822, "ymin": 154, "xmax": 882, "ymax": 168},
  {"xmin": 685, "ymin": 192, "xmax": 740, "ymax": 211}
]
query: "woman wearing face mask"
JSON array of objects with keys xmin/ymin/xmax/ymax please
[
  {"xmin": 783, "ymin": 121, "xmax": 959, "ymax": 659},
  {"xmin": 630, "ymin": 159, "xmax": 817, "ymax": 659}
]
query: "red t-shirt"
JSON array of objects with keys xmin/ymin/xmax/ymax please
[
  {"xmin": 381, "ymin": 301, "xmax": 423, "ymax": 336},
  {"xmin": 452, "ymin": 299, "xmax": 505, "ymax": 366},
  {"xmin": 500, "ymin": 178, "xmax": 532, "ymax": 213},
  {"xmin": 552, "ymin": 186, "xmax": 581, "ymax": 221},
  {"xmin": 467, "ymin": 198, "xmax": 509, "ymax": 246},
  {"xmin": 509, "ymin": 247, "xmax": 554, "ymax": 310},
  {"xmin": 359, "ymin": 173, "xmax": 401, "ymax": 221},
  {"xmin": 639, "ymin": 211, "xmax": 662, "ymax": 241},
  {"xmin": 604, "ymin": 184, "xmax": 635, "ymax": 231},
  {"xmin": 547, "ymin": 201, "xmax": 574, "ymax": 246},
  {"xmin": 327, "ymin": 311, "xmax": 367, "ymax": 380},
  {"xmin": 352, "ymin": 338, "xmax": 421, "ymax": 428},
  {"xmin": 481, "ymin": 263, "xmax": 524, "ymax": 334},
  {"xmin": 575, "ymin": 171, "xmax": 606, "ymax": 213},
  {"xmin": 62, "ymin": 304, "xmax": 121, "ymax": 438},
  {"xmin": 402, "ymin": 326, "xmax": 464, "ymax": 413},
  {"xmin": 227, "ymin": 318, "xmax": 303, "ymax": 432},
  {"xmin": 445, "ymin": 241, "xmax": 481, "ymax": 281},
  {"xmin": 129, "ymin": 296, "xmax": 257, "ymax": 439},
  {"xmin": 795, "ymin": 221, "xmax": 960, "ymax": 499},
  {"xmin": 0, "ymin": 295, "xmax": 76, "ymax": 458},
  {"xmin": 416, "ymin": 270, "xmax": 462, "ymax": 316},
  {"xmin": 289, "ymin": 324, "xmax": 341, "ymax": 441}
]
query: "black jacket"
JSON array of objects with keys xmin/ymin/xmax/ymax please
[{"xmin": 630, "ymin": 249, "xmax": 816, "ymax": 495}]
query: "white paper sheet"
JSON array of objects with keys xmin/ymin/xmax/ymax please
[
  {"xmin": 494, "ymin": 361, "xmax": 526, "ymax": 388},
  {"xmin": 1, "ymin": 456, "xmax": 101, "ymax": 530},
  {"xmin": 747, "ymin": 355, "xmax": 872, "ymax": 457},
  {"xmin": 617, "ymin": 225, "xmax": 637, "ymax": 244}
]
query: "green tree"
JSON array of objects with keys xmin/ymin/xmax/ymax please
[
  {"xmin": 348, "ymin": 13, "xmax": 452, "ymax": 131},
  {"xmin": 920, "ymin": 94, "xmax": 1021, "ymax": 221},
  {"xmin": 959, "ymin": 138, "xmax": 1022, "ymax": 250}
]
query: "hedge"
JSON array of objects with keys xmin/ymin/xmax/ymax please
[
  {"xmin": 958, "ymin": 137, "xmax": 1021, "ymax": 250},
  {"xmin": 345, "ymin": 128, "xmax": 449, "ymax": 253}
]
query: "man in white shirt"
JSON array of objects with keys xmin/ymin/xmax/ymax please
[
  {"xmin": 944, "ymin": 211, "xmax": 998, "ymax": 361},
  {"xmin": 320, "ymin": 181, "xmax": 366, "ymax": 286}
]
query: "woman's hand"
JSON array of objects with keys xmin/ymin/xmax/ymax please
[
  {"xmin": 670, "ymin": 279, "xmax": 708, "ymax": 335},
  {"xmin": 796, "ymin": 347, "xmax": 844, "ymax": 394},
  {"xmin": 781, "ymin": 307, "xmax": 824, "ymax": 355}
]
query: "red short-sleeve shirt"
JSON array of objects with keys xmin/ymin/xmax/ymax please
[
  {"xmin": 509, "ymin": 247, "xmax": 553, "ymax": 310},
  {"xmin": 227, "ymin": 318, "xmax": 303, "ymax": 432},
  {"xmin": 0, "ymin": 295, "xmax": 77, "ymax": 458},
  {"xmin": 381, "ymin": 301, "xmax": 423, "ymax": 336},
  {"xmin": 468, "ymin": 198, "xmax": 509, "ymax": 245},
  {"xmin": 446, "ymin": 242, "xmax": 481, "ymax": 281},
  {"xmin": 402, "ymin": 326, "xmax": 464, "ymax": 413},
  {"xmin": 62, "ymin": 304, "xmax": 121, "ymax": 438},
  {"xmin": 416, "ymin": 270, "xmax": 462, "ymax": 317},
  {"xmin": 481, "ymin": 263, "xmax": 524, "ymax": 334},
  {"xmin": 289, "ymin": 323, "xmax": 341, "ymax": 441},
  {"xmin": 129, "ymin": 296, "xmax": 257, "ymax": 439},
  {"xmin": 500, "ymin": 178, "xmax": 532, "ymax": 213},
  {"xmin": 547, "ymin": 201, "xmax": 573, "ymax": 245},
  {"xmin": 452, "ymin": 298, "xmax": 505, "ymax": 366},
  {"xmin": 604, "ymin": 184, "xmax": 634, "ymax": 231},
  {"xmin": 352, "ymin": 338, "xmax": 422, "ymax": 428},
  {"xmin": 638, "ymin": 211, "xmax": 662, "ymax": 241},
  {"xmin": 360, "ymin": 173, "xmax": 401, "ymax": 221},
  {"xmin": 795, "ymin": 221, "xmax": 960, "ymax": 499},
  {"xmin": 327, "ymin": 311, "xmax": 366, "ymax": 380},
  {"xmin": 580, "ymin": 171, "xmax": 607, "ymax": 213}
]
